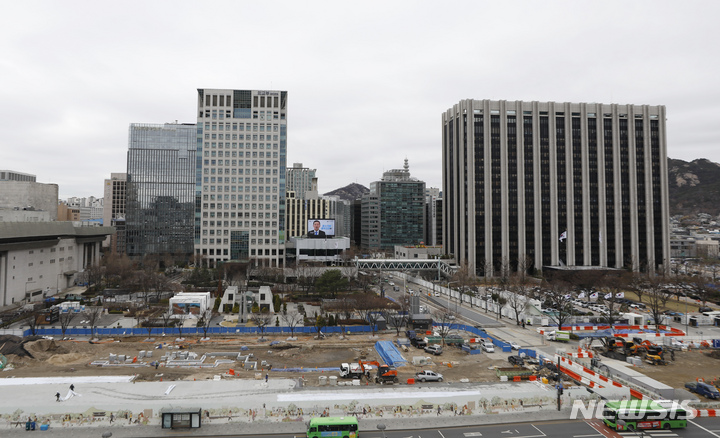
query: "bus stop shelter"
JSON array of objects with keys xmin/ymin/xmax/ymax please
[{"xmin": 160, "ymin": 407, "xmax": 202, "ymax": 429}]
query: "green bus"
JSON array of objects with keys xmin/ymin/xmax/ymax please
[
  {"xmin": 602, "ymin": 400, "xmax": 689, "ymax": 431},
  {"xmin": 307, "ymin": 416, "xmax": 359, "ymax": 438}
]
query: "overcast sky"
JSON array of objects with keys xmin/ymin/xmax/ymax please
[{"xmin": 2, "ymin": 1, "xmax": 719, "ymax": 199}]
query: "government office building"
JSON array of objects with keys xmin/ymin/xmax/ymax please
[
  {"xmin": 442, "ymin": 99, "xmax": 670, "ymax": 277},
  {"xmin": 195, "ymin": 89, "xmax": 287, "ymax": 268},
  {"xmin": 125, "ymin": 123, "xmax": 196, "ymax": 259}
]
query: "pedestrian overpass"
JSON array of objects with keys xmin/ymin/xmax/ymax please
[{"xmin": 354, "ymin": 259, "xmax": 457, "ymax": 278}]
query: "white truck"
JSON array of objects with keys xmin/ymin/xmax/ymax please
[
  {"xmin": 545, "ymin": 330, "xmax": 570, "ymax": 342},
  {"xmin": 339, "ymin": 362, "xmax": 374, "ymax": 379}
]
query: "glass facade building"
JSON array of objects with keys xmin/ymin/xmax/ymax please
[
  {"xmin": 361, "ymin": 160, "xmax": 426, "ymax": 251},
  {"xmin": 442, "ymin": 99, "xmax": 670, "ymax": 277},
  {"xmin": 195, "ymin": 89, "xmax": 288, "ymax": 268},
  {"xmin": 125, "ymin": 123, "xmax": 196, "ymax": 259}
]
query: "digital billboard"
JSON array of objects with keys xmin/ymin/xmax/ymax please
[{"xmin": 306, "ymin": 219, "xmax": 335, "ymax": 238}]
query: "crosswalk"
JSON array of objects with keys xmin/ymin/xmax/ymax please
[{"xmin": 616, "ymin": 431, "xmax": 678, "ymax": 438}]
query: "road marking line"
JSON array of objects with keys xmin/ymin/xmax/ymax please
[
  {"xmin": 573, "ymin": 434, "xmax": 603, "ymax": 437},
  {"xmin": 689, "ymin": 420, "xmax": 720, "ymax": 438}
]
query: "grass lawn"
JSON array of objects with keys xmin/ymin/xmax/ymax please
[{"xmin": 622, "ymin": 290, "xmax": 704, "ymax": 314}]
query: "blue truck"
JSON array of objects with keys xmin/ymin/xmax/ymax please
[{"xmin": 685, "ymin": 381, "xmax": 720, "ymax": 399}]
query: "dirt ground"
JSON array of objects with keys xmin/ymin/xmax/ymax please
[
  {"xmin": 0, "ymin": 332, "xmax": 512, "ymax": 386},
  {"xmin": 3, "ymin": 332, "xmax": 719, "ymax": 394},
  {"xmin": 629, "ymin": 347, "xmax": 720, "ymax": 399}
]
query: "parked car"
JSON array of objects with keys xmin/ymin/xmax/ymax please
[
  {"xmin": 508, "ymin": 355, "xmax": 524, "ymax": 366},
  {"xmin": 481, "ymin": 342, "xmax": 495, "ymax": 353},
  {"xmin": 415, "ymin": 370, "xmax": 444, "ymax": 382},
  {"xmin": 509, "ymin": 341, "xmax": 521, "ymax": 350},
  {"xmin": 424, "ymin": 345, "xmax": 443, "ymax": 355},
  {"xmin": 699, "ymin": 307, "xmax": 713, "ymax": 313}
]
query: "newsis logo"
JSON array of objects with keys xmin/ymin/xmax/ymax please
[{"xmin": 570, "ymin": 400, "xmax": 696, "ymax": 421}]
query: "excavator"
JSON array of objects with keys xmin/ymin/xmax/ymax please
[{"xmin": 359, "ymin": 360, "xmax": 399, "ymax": 384}]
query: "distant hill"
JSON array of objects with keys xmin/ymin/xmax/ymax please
[
  {"xmin": 324, "ymin": 183, "xmax": 369, "ymax": 202},
  {"xmin": 668, "ymin": 158, "xmax": 720, "ymax": 217},
  {"xmin": 321, "ymin": 159, "xmax": 720, "ymax": 216}
]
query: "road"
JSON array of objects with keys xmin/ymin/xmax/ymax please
[{"xmin": 209, "ymin": 418, "xmax": 720, "ymax": 438}]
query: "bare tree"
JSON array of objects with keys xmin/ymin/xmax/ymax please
[
  {"xmin": 498, "ymin": 257, "xmax": 512, "ymax": 290},
  {"xmin": 506, "ymin": 281, "xmax": 531, "ymax": 326},
  {"xmin": 140, "ymin": 315, "xmax": 158, "ymax": 339},
  {"xmin": 197, "ymin": 308, "xmax": 215, "ymax": 339},
  {"xmin": 385, "ymin": 306, "xmax": 409, "ymax": 337},
  {"xmin": 353, "ymin": 272, "xmax": 374, "ymax": 293},
  {"xmin": 628, "ymin": 272, "xmax": 648, "ymax": 305},
  {"xmin": 644, "ymin": 277, "xmax": 675, "ymax": 331},
  {"xmin": 83, "ymin": 263, "xmax": 106, "ymax": 292},
  {"xmin": 540, "ymin": 278, "xmax": 574, "ymax": 329},
  {"xmin": 341, "ymin": 262, "xmax": 359, "ymax": 285},
  {"xmin": 24, "ymin": 311, "xmax": 40, "ymax": 336},
  {"xmin": 431, "ymin": 308, "xmax": 459, "ymax": 346},
  {"xmin": 295, "ymin": 263, "xmax": 322, "ymax": 295},
  {"xmin": 160, "ymin": 311, "xmax": 175, "ymax": 335},
  {"xmin": 83, "ymin": 306, "xmax": 104, "ymax": 340},
  {"xmin": 684, "ymin": 274, "xmax": 717, "ymax": 308},
  {"xmin": 354, "ymin": 294, "xmax": 387, "ymax": 337},
  {"xmin": 596, "ymin": 271, "xmax": 631, "ymax": 326},
  {"xmin": 328, "ymin": 297, "xmax": 357, "ymax": 338},
  {"xmin": 281, "ymin": 310, "xmax": 304, "ymax": 338},
  {"xmin": 59, "ymin": 310, "xmax": 75, "ymax": 339},
  {"xmin": 250, "ymin": 309, "xmax": 274, "ymax": 340},
  {"xmin": 385, "ymin": 296, "xmax": 411, "ymax": 336}
]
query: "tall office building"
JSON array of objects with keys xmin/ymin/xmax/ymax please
[
  {"xmin": 425, "ymin": 187, "xmax": 442, "ymax": 246},
  {"xmin": 442, "ymin": 99, "xmax": 670, "ymax": 277},
  {"xmin": 361, "ymin": 160, "xmax": 426, "ymax": 251},
  {"xmin": 286, "ymin": 163, "xmax": 316, "ymax": 200},
  {"xmin": 125, "ymin": 123, "xmax": 196, "ymax": 259},
  {"xmin": 103, "ymin": 173, "xmax": 127, "ymax": 253},
  {"xmin": 195, "ymin": 89, "xmax": 287, "ymax": 268},
  {"xmin": 285, "ymin": 177, "xmax": 336, "ymax": 239}
]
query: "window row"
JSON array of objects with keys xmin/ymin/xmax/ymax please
[
  {"xmin": 204, "ymin": 122, "xmax": 280, "ymax": 132},
  {"xmin": 203, "ymin": 134, "xmax": 279, "ymax": 141},
  {"xmin": 204, "ymin": 150, "xmax": 278, "ymax": 158},
  {"xmin": 203, "ymin": 142, "xmax": 280, "ymax": 150}
]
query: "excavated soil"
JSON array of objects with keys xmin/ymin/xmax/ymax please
[{"xmin": 0, "ymin": 333, "xmax": 511, "ymax": 385}]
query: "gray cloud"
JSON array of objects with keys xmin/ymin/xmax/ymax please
[{"xmin": 1, "ymin": 0, "xmax": 718, "ymax": 198}]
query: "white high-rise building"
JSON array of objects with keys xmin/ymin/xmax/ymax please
[
  {"xmin": 286, "ymin": 163, "xmax": 316, "ymax": 200},
  {"xmin": 195, "ymin": 88, "xmax": 288, "ymax": 268}
]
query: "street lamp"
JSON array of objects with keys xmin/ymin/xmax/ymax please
[{"xmin": 447, "ymin": 281, "xmax": 460, "ymax": 313}]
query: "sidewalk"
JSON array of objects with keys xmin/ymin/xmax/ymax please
[
  {"xmin": 2, "ymin": 405, "xmax": 574, "ymax": 438},
  {"xmin": 0, "ymin": 377, "xmax": 578, "ymax": 438}
]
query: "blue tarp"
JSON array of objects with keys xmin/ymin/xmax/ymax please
[{"xmin": 375, "ymin": 340, "xmax": 408, "ymax": 367}]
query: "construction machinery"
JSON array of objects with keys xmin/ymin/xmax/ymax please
[
  {"xmin": 359, "ymin": 360, "xmax": 399, "ymax": 384},
  {"xmin": 645, "ymin": 351, "xmax": 667, "ymax": 365}
]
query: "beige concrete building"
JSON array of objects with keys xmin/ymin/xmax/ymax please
[{"xmin": 443, "ymin": 99, "xmax": 670, "ymax": 276}]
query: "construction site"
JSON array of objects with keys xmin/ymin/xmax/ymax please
[{"xmin": 1, "ymin": 326, "xmax": 719, "ymax": 398}]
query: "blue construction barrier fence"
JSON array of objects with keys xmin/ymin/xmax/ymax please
[{"xmin": 24, "ymin": 325, "xmax": 376, "ymax": 338}]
